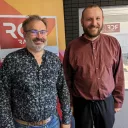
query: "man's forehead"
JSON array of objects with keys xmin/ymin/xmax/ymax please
[
  {"xmin": 84, "ymin": 7, "xmax": 103, "ymax": 16},
  {"xmin": 26, "ymin": 20, "xmax": 46, "ymax": 29}
]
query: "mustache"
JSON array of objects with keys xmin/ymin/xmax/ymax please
[{"xmin": 32, "ymin": 38, "xmax": 46, "ymax": 42}]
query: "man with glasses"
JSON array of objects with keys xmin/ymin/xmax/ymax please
[{"xmin": 0, "ymin": 15, "xmax": 71, "ymax": 128}]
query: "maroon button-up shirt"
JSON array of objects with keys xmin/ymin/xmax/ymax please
[{"xmin": 63, "ymin": 34, "xmax": 124, "ymax": 108}]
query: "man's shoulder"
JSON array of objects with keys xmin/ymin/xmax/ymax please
[
  {"xmin": 45, "ymin": 50, "xmax": 60, "ymax": 62},
  {"xmin": 2, "ymin": 48, "xmax": 25, "ymax": 68},
  {"xmin": 101, "ymin": 34, "xmax": 120, "ymax": 49},
  {"xmin": 5, "ymin": 48, "xmax": 25, "ymax": 59},
  {"xmin": 45, "ymin": 50, "xmax": 58, "ymax": 57},
  {"xmin": 67, "ymin": 37, "xmax": 81, "ymax": 48},
  {"xmin": 101, "ymin": 34, "xmax": 118, "ymax": 42}
]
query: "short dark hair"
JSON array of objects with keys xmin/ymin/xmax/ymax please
[
  {"xmin": 22, "ymin": 15, "xmax": 47, "ymax": 32},
  {"xmin": 82, "ymin": 4, "xmax": 103, "ymax": 19}
]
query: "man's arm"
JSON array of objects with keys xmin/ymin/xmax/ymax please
[
  {"xmin": 56, "ymin": 62, "xmax": 71, "ymax": 127},
  {"xmin": 0, "ymin": 57, "xmax": 15, "ymax": 128},
  {"xmin": 63, "ymin": 45, "xmax": 74, "ymax": 106},
  {"xmin": 112, "ymin": 43, "xmax": 125, "ymax": 111}
]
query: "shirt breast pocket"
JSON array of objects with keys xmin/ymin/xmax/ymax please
[
  {"xmin": 105, "ymin": 56, "xmax": 115, "ymax": 69},
  {"xmin": 105, "ymin": 63, "xmax": 112, "ymax": 68},
  {"xmin": 104, "ymin": 59, "xmax": 114, "ymax": 73}
]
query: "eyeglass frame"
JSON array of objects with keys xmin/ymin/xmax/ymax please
[{"xmin": 25, "ymin": 29, "xmax": 48, "ymax": 36}]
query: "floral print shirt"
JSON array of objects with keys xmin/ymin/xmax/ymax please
[{"xmin": 0, "ymin": 48, "xmax": 71, "ymax": 128}]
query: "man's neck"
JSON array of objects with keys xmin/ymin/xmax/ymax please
[
  {"xmin": 27, "ymin": 48, "xmax": 45, "ymax": 66},
  {"xmin": 84, "ymin": 34, "xmax": 100, "ymax": 41},
  {"xmin": 27, "ymin": 48, "xmax": 44, "ymax": 58}
]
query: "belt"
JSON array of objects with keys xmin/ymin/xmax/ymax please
[{"xmin": 15, "ymin": 117, "xmax": 51, "ymax": 126}]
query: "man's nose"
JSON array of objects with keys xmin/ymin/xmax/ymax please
[
  {"xmin": 36, "ymin": 32, "xmax": 44, "ymax": 38},
  {"xmin": 92, "ymin": 19, "xmax": 97, "ymax": 26}
]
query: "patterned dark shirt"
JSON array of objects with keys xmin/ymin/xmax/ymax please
[{"xmin": 0, "ymin": 48, "xmax": 71, "ymax": 128}]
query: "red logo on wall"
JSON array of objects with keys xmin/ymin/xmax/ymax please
[
  {"xmin": 102, "ymin": 23, "xmax": 120, "ymax": 33},
  {"xmin": 0, "ymin": 16, "xmax": 26, "ymax": 49}
]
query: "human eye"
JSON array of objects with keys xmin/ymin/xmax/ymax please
[
  {"xmin": 40, "ymin": 30, "xmax": 47, "ymax": 34},
  {"xmin": 96, "ymin": 17, "xmax": 100, "ymax": 20},
  {"xmin": 86, "ymin": 18, "xmax": 92, "ymax": 21},
  {"xmin": 30, "ymin": 30, "xmax": 38, "ymax": 34}
]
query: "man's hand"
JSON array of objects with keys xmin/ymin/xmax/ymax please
[
  {"xmin": 71, "ymin": 106, "xmax": 74, "ymax": 116},
  {"xmin": 114, "ymin": 108, "xmax": 121, "ymax": 113},
  {"xmin": 61, "ymin": 124, "xmax": 71, "ymax": 128}
]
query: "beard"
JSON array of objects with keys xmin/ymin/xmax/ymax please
[
  {"xmin": 26, "ymin": 37, "xmax": 46, "ymax": 52},
  {"xmin": 83, "ymin": 24, "xmax": 103, "ymax": 38}
]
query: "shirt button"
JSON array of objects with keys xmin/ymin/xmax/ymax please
[
  {"xmin": 96, "ymin": 68, "xmax": 98, "ymax": 69},
  {"xmin": 98, "ymin": 77, "xmax": 100, "ymax": 79},
  {"xmin": 95, "ymin": 57, "xmax": 96, "ymax": 59}
]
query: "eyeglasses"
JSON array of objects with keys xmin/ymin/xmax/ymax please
[{"xmin": 25, "ymin": 29, "xmax": 48, "ymax": 36}]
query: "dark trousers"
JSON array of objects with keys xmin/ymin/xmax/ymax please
[{"xmin": 73, "ymin": 95, "xmax": 115, "ymax": 128}]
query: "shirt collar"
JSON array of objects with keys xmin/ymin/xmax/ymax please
[{"xmin": 80, "ymin": 34, "xmax": 101, "ymax": 43}]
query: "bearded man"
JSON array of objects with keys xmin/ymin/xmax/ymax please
[{"xmin": 63, "ymin": 4, "xmax": 124, "ymax": 128}]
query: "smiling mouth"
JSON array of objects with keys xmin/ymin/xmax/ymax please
[
  {"xmin": 34, "ymin": 41, "xmax": 44, "ymax": 45},
  {"xmin": 90, "ymin": 26, "xmax": 98, "ymax": 29},
  {"xmin": 90, "ymin": 27, "xmax": 99, "ymax": 31}
]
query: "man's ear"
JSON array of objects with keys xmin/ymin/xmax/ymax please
[
  {"xmin": 81, "ymin": 18, "xmax": 83, "ymax": 27},
  {"xmin": 102, "ymin": 16, "xmax": 104, "ymax": 22},
  {"xmin": 23, "ymin": 31, "xmax": 26, "ymax": 38}
]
